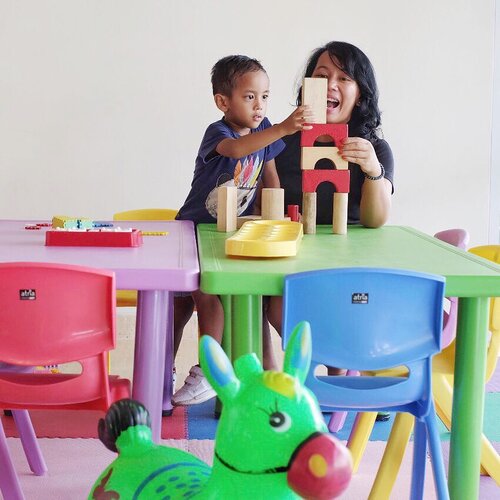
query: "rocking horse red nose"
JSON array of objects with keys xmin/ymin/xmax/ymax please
[{"xmin": 287, "ymin": 432, "xmax": 353, "ymax": 499}]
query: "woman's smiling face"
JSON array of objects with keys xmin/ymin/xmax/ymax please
[{"xmin": 311, "ymin": 51, "xmax": 361, "ymax": 124}]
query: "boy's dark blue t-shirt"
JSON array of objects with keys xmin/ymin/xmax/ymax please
[{"xmin": 177, "ymin": 117, "xmax": 284, "ymax": 224}]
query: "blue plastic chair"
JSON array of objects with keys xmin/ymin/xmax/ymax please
[
  {"xmin": 327, "ymin": 228, "xmax": 469, "ymax": 434},
  {"xmin": 282, "ymin": 268, "xmax": 449, "ymax": 500}
]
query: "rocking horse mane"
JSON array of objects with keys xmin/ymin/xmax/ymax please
[{"xmin": 98, "ymin": 398, "xmax": 151, "ymax": 452}]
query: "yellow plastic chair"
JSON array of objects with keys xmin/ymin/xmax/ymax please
[
  {"xmin": 351, "ymin": 244, "xmax": 500, "ymax": 498},
  {"xmin": 113, "ymin": 209, "xmax": 178, "ymax": 307}
]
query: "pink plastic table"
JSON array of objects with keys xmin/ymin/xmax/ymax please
[{"xmin": 0, "ymin": 220, "xmax": 199, "ymax": 442}]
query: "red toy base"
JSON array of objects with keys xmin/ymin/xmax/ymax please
[{"xmin": 45, "ymin": 229, "xmax": 143, "ymax": 247}]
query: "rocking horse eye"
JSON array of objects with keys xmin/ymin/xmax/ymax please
[{"xmin": 269, "ymin": 411, "xmax": 291, "ymax": 432}]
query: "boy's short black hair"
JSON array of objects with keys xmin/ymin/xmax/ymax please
[{"xmin": 211, "ymin": 55, "xmax": 266, "ymax": 96}]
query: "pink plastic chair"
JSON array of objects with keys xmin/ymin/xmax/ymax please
[
  {"xmin": 327, "ymin": 228, "xmax": 469, "ymax": 433},
  {"xmin": 0, "ymin": 262, "xmax": 131, "ymax": 500}
]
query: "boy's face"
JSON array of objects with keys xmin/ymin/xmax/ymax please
[{"xmin": 217, "ymin": 70, "xmax": 270, "ymax": 134}]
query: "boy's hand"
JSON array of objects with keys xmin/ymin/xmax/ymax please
[{"xmin": 278, "ymin": 105, "xmax": 314, "ymax": 135}]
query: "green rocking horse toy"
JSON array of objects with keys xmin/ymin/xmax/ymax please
[{"xmin": 89, "ymin": 321, "xmax": 352, "ymax": 499}]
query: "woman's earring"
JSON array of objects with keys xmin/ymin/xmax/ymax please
[{"xmin": 356, "ymin": 100, "xmax": 361, "ymax": 106}]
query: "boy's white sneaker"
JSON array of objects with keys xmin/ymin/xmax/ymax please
[{"xmin": 172, "ymin": 365, "xmax": 216, "ymax": 405}]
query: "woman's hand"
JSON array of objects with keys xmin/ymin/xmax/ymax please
[
  {"xmin": 277, "ymin": 105, "xmax": 314, "ymax": 136},
  {"xmin": 338, "ymin": 137, "xmax": 381, "ymax": 177}
]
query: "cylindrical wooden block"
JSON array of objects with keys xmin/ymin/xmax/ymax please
[
  {"xmin": 333, "ymin": 192, "xmax": 348, "ymax": 235},
  {"xmin": 302, "ymin": 192, "xmax": 317, "ymax": 234},
  {"xmin": 262, "ymin": 188, "xmax": 284, "ymax": 220}
]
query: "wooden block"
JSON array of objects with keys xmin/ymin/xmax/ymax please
[
  {"xmin": 217, "ymin": 186, "xmax": 237, "ymax": 232},
  {"xmin": 302, "ymin": 169, "xmax": 350, "ymax": 194},
  {"xmin": 261, "ymin": 188, "xmax": 284, "ymax": 220},
  {"xmin": 301, "ymin": 124, "xmax": 348, "ymax": 147},
  {"xmin": 301, "ymin": 147, "xmax": 348, "ymax": 171},
  {"xmin": 302, "ymin": 78, "xmax": 327, "ymax": 124},
  {"xmin": 287, "ymin": 205, "xmax": 300, "ymax": 222},
  {"xmin": 333, "ymin": 192, "xmax": 348, "ymax": 235},
  {"xmin": 302, "ymin": 192, "xmax": 317, "ymax": 234}
]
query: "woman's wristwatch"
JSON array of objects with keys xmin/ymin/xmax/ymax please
[{"xmin": 364, "ymin": 163, "xmax": 385, "ymax": 181}]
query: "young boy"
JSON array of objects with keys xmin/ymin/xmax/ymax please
[{"xmin": 172, "ymin": 54, "xmax": 311, "ymax": 406}]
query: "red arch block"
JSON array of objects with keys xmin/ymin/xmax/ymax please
[
  {"xmin": 302, "ymin": 169, "xmax": 350, "ymax": 194},
  {"xmin": 301, "ymin": 124, "xmax": 348, "ymax": 147}
]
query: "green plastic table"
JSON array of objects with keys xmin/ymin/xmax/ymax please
[{"xmin": 197, "ymin": 223, "xmax": 500, "ymax": 500}]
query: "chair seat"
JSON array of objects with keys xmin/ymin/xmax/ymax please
[
  {"xmin": 313, "ymin": 375, "xmax": 426, "ymax": 413},
  {"xmin": 0, "ymin": 373, "xmax": 130, "ymax": 410}
]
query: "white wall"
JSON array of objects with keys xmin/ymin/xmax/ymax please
[
  {"xmin": 491, "ymin": 1, "xmax": 500, "ymax": 242},
  {"xmin": 0, "ymin": 0, "xmax": 495, "ymax": 246}
]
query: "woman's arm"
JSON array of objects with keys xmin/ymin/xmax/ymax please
[
  {"xmin": 359, "ymin": 177, "xmax": 392, "ymax": 228},
  {"xmin": 339, "ymin": 137, "xmax": 393, "ymax": 228}
]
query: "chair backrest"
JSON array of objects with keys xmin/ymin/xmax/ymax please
[
  {"xmin": 113, "ymin": 208, "xmax": 178, "ymax": 221},
  {"xmin": 433, "ymin": 228, "xmax": 469, "ymax": 249},
  {"xmin": 282, "ymin": 267, "xmax": 445, "ymax": 372},
  {"xmin": 468, "ymin": 245, "xmax": 500, "ymax": 381},
  {"xmin": 0, "ymin": 262, "xmax": 116, "ymax": 406}
]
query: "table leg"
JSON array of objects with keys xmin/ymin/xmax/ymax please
[
  {"xmin": 215, "ymin": 295, "xmax": 233, "ymax": 417},
  {"xmin": 231, "ymin": 295, "xmax": 262, "ymax": 361},
  {"xmin": 215, "ymin": 295, "xmax": 262, "ymax": 417},
  {"xmin": 162, "ymin": 292, "xmax": 174, "ymax": 415},
  {"xmin": 132, "ymin": 290, "xmax": 170, "ymax": 443},
  {"xmin": 221, "ymin": 295, "xmax": 232, "ymax": 360},
  {"xmin": 448, "ymin": 296, "xmax": 489, "ymax": 499}
]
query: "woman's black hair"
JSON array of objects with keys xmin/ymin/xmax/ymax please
[{"xmin": 297, "ymin": 41, "xmax": 381, "ymax": 140}]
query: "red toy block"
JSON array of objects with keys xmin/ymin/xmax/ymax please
[
  {"xmin": 287, "ymin": 205, "xmax": 300, "ymax": 222},
  {"xmin": 45, "ymin": 229, "xmax": 143, "ymax": 247},
  {"xmin": 302, "ymin": 170, "xmax": 350, "ymax": 194},
  {"xmin": 300, "ymin": 124, "xmax": 348, "ymax": 147}
]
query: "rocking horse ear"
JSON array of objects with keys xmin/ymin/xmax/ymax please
[
  {"xmin": 199, "ymin": 335, "xmax": 240, "ymax": 402},
  {"xmin": 283, "ymin": 321, "xmax": 312, "ymax": 385}
]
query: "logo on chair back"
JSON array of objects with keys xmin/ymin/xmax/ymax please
[
  {"xmin": 352, "ymin": 292, "xmax": 368, "ymax": 304},
  {"xmin": 19, "ymin": 289, "xmax": 36, "ymax": 300}
]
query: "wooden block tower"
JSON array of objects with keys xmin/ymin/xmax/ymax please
[{"xmin": 301, "ymin": 78, "xmax": 350, "ymax": 235}]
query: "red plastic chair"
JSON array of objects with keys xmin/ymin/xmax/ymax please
[{"xmin": 0, "ymin": 262, "xmax": 131, "ymax": 500}]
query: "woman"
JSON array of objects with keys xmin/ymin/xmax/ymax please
[
  {"xmin": 264, "ymin": 41, "xmax": 394, "ymax": 370},
  {"xmin": 278, "ymin": 40, "xmax": 394, "ymax": 229}
]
